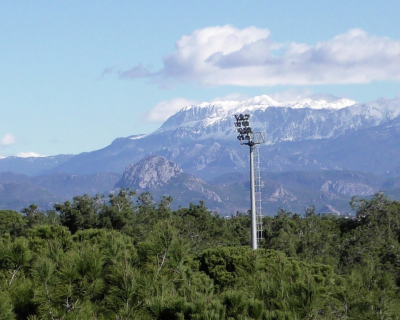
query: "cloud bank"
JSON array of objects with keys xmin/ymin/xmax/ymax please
[
  {"xmin": 145, "ymin": 98, "xmax": 200, "ymax": 122},
  {"xmin": 121, "ymin": 25, "xmax": 400, "ymax": 86},
  {"xmin": 1, "ymin": 133, "xmax": 16, "ymax": 146}
]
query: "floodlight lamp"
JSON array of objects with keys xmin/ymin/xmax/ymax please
[
  {"xmin": 242, "ymin": 121, "xmax": 249, "ymax": 127},
  {"xmin": 239, "ymin": 114, "xmax": 245, "ymax": 121},
  {"xmin": 245, "ymin": 135, "xmax": 250, "ymax": 140},
  {"xmin": 237, "ymin": 135, "xmax": 244, "ymax": 141},
  {"xmin": 235, "ymin": 121, "xmax": 241, "ymax": 127},
  {"xmin": 244, "ymin": 114, "xmax": 250, "ymax": 120}
]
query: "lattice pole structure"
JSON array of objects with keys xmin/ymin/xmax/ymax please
[
  {"xmin": 254, "ymin": 146, "xmax": 263, "ymax": 243},
  {"xmin": 234, "ymin": 114, "xmax": 265, "ymax": 249}
]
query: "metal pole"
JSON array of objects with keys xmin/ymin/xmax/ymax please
[{"xmin": 249, "ymin": 144, "xmax": 257, "ymax": 249}]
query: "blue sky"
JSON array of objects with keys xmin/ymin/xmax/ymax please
[{"xmin": 1, "ymin": 0, "xmax": 400, "ymax": 157}]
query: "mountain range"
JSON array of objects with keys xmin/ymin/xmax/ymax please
[{"xmin": 2, "ymin": 94, "xmax": 400, "ymax": 214}]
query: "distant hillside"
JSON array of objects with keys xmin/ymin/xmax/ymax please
[
  {"xmin": 115, "ymin": 157, "xmax": 400, "ymax": 216},
  {"xmin": 0, "ymin": 154, "xmax": 74, "ymax": 176},
  {"xmin": 31, "ymin": 172, "xmax": 121, "ymax": 198},
  {"xmin": 208, "ymin": 170, "xmax": 391, "ymax": 215},
  {"xmin": 0, "ymin": 172, "xmax": 120, "ymax": 211},
  {"xmin": 0, "ymin": 182, "xmax": 58, "ymax": 211},
  {"xmin": 3, "ymin": 156, "xmax": 400, "ymax": 215}
]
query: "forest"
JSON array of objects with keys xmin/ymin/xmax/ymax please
[{"xmin": 1, "ymin": 189, "xmax": 400, "ymax": 319}]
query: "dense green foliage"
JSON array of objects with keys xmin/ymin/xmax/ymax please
[{"xmin": 1, "ymin": 190, "xmax": 400, "ymax": 319}]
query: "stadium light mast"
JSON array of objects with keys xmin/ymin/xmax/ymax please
[{"xmin": 234, "ymin": 114, "xmax": 265, "ymax": 250}]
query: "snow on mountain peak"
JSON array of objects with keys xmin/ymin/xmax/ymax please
[
  {"xmin": 129, "ymin": 134, "xmax": 147, "ymax": 140},
  {"xmin": 215, "ymin": 95, "xmax": 352, "ymax": 115},
  {"xmin": 242, "ymin": 95, "xmax": 280, "ymax": 106},
  {"xmin": 288, "ymin": 97, "xmax": 356, "ymax": 110},
  {"xmin": 152, "ymin": 94, "xmax": 400, "ymax": 147},
  {"xmin": 16, "ymin": 152, "xmax": 45, "ymax": 158},
  {"xmin": 173, "ymin": 94, "xmax": 357, "ymax": 123},
  {"xmin": 158, "ymin": 94, "xmax": 360, "ymax": 133},
  {"xmin": 189, "ymin": 94, "xmax": 356, "ymax": 114}
]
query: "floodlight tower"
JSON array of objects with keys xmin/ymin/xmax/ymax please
[{"xmin": 235, "ymin": 114, "xmax": 265, "ymax": 250}]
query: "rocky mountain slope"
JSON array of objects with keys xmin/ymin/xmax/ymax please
[
  {"xmin": 116, "ymin": 155, "xmax": 183, "ymax": 189},
  {"xmin": 116, "ymin": 155, "xmax": 223, "ymax": 209}
]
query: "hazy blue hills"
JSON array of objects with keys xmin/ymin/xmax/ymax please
[
  {"xmin": 209, "ymin": 170, "xmax": 391, "ymax": 215},
  {"xmin": 3, "ymin": 155, "xmax": 400, "ymax": 215},
  {"xmin": 0, "ymin": 182, "xmax": 58, "ymax": 210},
  {"xmin": 0, "ymin": 172, "xmax": 120, "ymax": 211}
]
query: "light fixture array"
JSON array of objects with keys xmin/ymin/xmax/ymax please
[{"xmin": 235, "ymin": 114, "xmax": 253, "ymax": 144}]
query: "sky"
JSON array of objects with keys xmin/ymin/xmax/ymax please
[{"xmin": 1, "ymin": 0, "xmax": 400, "ymax": 157}]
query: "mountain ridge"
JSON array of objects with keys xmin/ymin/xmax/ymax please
[{"xmin": 1, "ymin": 94, "xmax": 400, "ymax": 179}]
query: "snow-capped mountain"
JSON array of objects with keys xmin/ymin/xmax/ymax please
[
  {"xmin": 153, "ymin": 94, "xmax": 400, "ymax": 144},
  {"xmin": 153, "ymin": 95, "xmax": 356, "ymax": 135},
  {"xmin": 16, "ymin": 152, "xmax": 45, "ymax": 158},
  {"xmin": 1, "ymin": 94, "xmax": 400, "ymax": 179}
]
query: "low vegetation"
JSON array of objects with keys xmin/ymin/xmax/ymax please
[{"xmin": 1, "ymin": 190, "xmax": 400, "ymax": 319}]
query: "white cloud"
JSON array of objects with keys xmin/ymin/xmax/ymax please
[
  {"xmin": 269, "ymin": 88, "xmax": 314, "ymax": 102},
  {"xmin": 122, "ymin": 25, "xmax": 400, "ymax": 86},
  {"xmin": 16, "ymin": 152, "xmax": 44, "ymax": 158},
  {"xmin": 1, "ymin": 133, "xmax": 16, "ymax": 146},
  {"xmin": 145, "ymin": 98, "xmax": 200, "ymax": 122},
  {"xmin": 211, "ymin": 93, "xmax": 250, "ymax": 102}
]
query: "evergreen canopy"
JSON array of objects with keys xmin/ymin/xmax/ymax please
[{"xmin": 1, "ymin": 191, "xmax": 400, "ymax": 319}]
